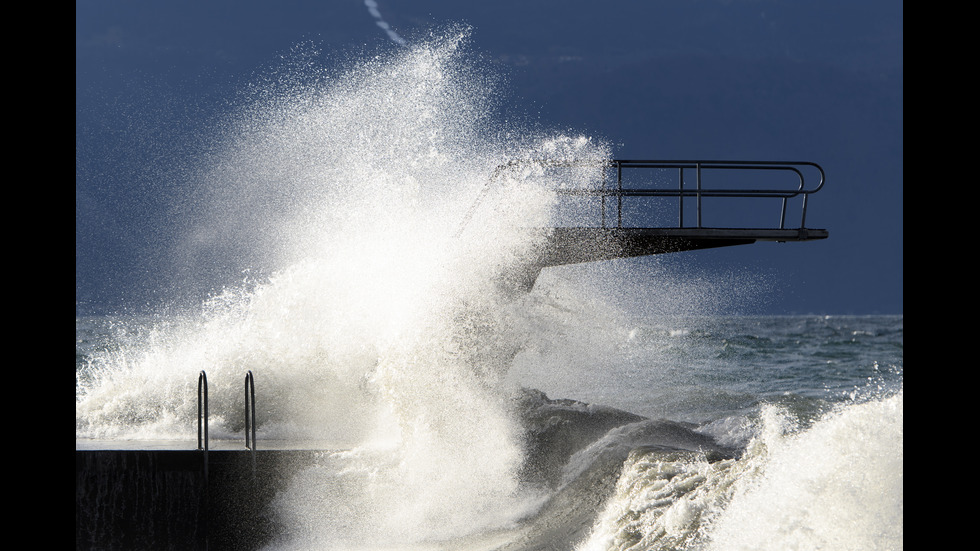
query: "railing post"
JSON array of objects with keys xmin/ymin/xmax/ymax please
[
  {"xmin": 800, "ymin": 162, "xmax": 824, "ymax": 230},
  {"xmin": 696, "ymin": 163, "xmax": 703, "ymax": 228},
  {"xmin": 617, "ymin": 161, "xmax": 623, "ymax": 227},
  {"xmin": 678, "ymin": 166, "xmax": 685, "ymax": 228},
  {"xmin": 799, "ymin": 193, "xmax": 809, "ymax": 229},
  {"xmin": 600, "ymin": 164, "xmax": 607, "ymax": 228}
]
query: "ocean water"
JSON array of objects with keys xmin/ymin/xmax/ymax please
[
  {"xmin": 76, "ymin": 31, "xmax": 903, "ymax": 550},
  {"xmin": 75, "ymin": 309, "xmax": 903, "ymax": 550}
]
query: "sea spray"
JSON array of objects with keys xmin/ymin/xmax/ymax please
[{"xmin": 76, "ymin": 30, "xmax": 613, "ymax": 546}]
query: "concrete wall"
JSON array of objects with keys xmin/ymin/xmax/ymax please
[{"xmin": 76, "ymin": 449, "xmax": 320, "ymax": 550}]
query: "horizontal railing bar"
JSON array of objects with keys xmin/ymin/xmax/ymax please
[
  {"xmin": 556, "ymin": 189, "xmax": 806, "ymax": 198},
  {"xmin": 503, "ymin": 159, "xmax": 823, "ymax": 193}
]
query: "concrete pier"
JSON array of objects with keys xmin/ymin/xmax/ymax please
[{"xmin": 75, "ymin": 447, "xmax": 323, "ymax": 551}]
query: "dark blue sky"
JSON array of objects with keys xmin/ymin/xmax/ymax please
[{"xmin": 76, "ymin": 0, "xmax": 902, "ymax": 315}]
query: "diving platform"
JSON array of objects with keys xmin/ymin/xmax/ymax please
[
  {"xmin": 540, "ymin": 226, "xmax": 828, "ymax": 266},
  {"xmin": 457, "ymin": 159, "xmax": 828, "ymax": 286}
]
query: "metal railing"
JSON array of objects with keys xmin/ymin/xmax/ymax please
[{"xmin": 456, "ymin": 159, "xmax": 825, "ymax": 235}]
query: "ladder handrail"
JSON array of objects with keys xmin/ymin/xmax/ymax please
[
  {"xmin": 197, "ymin": 371, "xmax": 209, "ymax": 452},
  {"xmin": 197, "ymin": 370, "xmax": 209, "ymax": 490},
  {"xmin": 245, "ymin": 371, "xmax": 257, "ymax": 451},
  {"xmin": 245, "ymin": 370, "xmax": 257, "ymax": 480},
  {"xmin": 197, "ymin": 370, "xmax": 210, "ymax": 547}
]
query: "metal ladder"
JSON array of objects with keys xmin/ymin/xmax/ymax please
[
  {"xmin": 197, "ymin": 370, "xmax": 259, "ymax": 474},
  {"xmin": 196, "ymin": 370, "xmax": 259, "ymax": 549}
]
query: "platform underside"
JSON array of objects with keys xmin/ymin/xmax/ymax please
[
  {"xmin": 499, "ymin": 226, "xmax": 827, "ymax": 291},
  {"xmin": 537, "ymin": 227, "xmax": 828, "ymax": 267}
]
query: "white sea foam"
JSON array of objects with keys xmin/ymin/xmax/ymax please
[
  {"xmin": 704, "ymin": 389, "xmax": 903, "ymax": 551},
  {"xmin": 76, "ymin": 30, "xmax": 612, "ymax": 546},
  {"xmin": 576, "ymin": 388, "xmax": 903, "ymax": 551}
]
